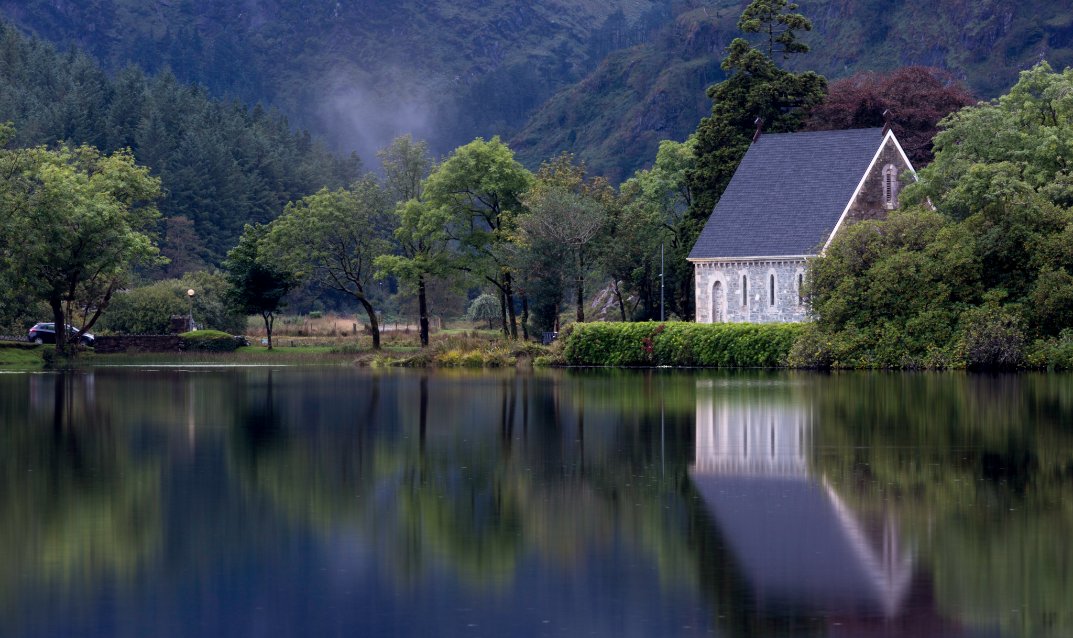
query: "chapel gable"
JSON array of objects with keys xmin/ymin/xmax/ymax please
[{"xmin": 841, "ymin": 134, "xmax": 915, "ymax": 226}]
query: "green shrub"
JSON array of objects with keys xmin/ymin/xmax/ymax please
[
  {"xmin": 102, "ymin": 282, "xmax": 189, "ymax": 334},
  {"xmin": 103, "ymin": 272, "xmax": 246, "ymax": 335},
  {"xmin": 563, "ymin": 321, "xmax": 805, "ymax": 367},
  {"xmin": 180, "ymin": 329, "xmax": 243, "ymax": 352},
  {"xmin": 1027, "ymin": 330, "xmax": 1073, "ymax": 371},
  {"xmin": 786, "ymin": 323, "xmax": 834, "ymax": 368},
  {"xmin": 957, "ymin": 305, "xmax": 1026, "ymax": 370}
]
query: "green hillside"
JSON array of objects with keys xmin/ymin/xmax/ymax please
[
  {"xmin": 3, "ymin": 0, "xmax": 1072, "ymax": 179},
  {"xmin": 0, "ymin": 0, "xmax": 667, "ymax": 160},
  {"xmin": 516, "ymin": 0, "xmax": 1073, "ymax": 179}
]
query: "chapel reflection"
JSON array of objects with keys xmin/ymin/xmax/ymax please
[{"xmin": 689, "ymin": 380, "xmax": 962, "ymax": 636}]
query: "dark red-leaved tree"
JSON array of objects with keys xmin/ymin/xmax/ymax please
[{"xmin": 804, "ymin": 66, "xmax": 975, "ymax": 166}]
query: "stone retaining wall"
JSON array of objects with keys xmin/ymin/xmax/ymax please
[{"xmin": 94, "ymin": 335, "xmax": 184, "ymax": 354}]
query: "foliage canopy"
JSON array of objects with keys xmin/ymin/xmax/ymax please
[{"xmin": 799, "ymin": 63, "xmax": 1073, "ymax": 369}]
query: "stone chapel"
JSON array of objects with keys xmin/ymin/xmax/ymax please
[{"xmin": 688, "ymin": 126, "xmax": 916, "ymax": 323}]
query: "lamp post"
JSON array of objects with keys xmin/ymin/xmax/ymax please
[{"xmin": 186, "ymin": 288, "xmax": 196, "ymax": 332}]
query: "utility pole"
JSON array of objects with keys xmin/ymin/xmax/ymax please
[{"xmin": 660, "ymin": 242, "xmax": 665, "ymax": 322}]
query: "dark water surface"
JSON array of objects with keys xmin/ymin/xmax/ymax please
[{"xmin": 1, "ymin": 368, "xmax": 1070, "ymax": 637}]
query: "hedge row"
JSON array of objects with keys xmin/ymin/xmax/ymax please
[{"xmin": 562, "ymin": 322, "xmax": 805, "ymax": 368}]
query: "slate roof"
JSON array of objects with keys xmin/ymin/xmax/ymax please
[{"xmin": 689, "ymin": 127, "xmax": 887, "ymax": 259}]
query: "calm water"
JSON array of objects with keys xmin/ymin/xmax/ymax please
[{"xmin": 0, "ymin": 367, "xmax": 1070, "ymax": 637}]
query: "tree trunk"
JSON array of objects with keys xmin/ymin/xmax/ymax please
[
  {"xmin": 417, "ymin": 274, "xmax": 430, "ymax": 347},
  {"xmin": 357, "ymin": 296, "xmax": 381, "ymax": 349},
  {"xmin": 520, "ymin": 292, "xmax": 529, "ymax": 341},
  {"xmin": 502, "ymin": 271, "xmax": 518, "ymax": 339},
  {"xmin": 498, "ymin": 290, "xmax": 509, "ymax": 336},
  {"xmin": 50, "ymin": 296, "xmax": 67, "ymax": 355},
  {"xmin": 612, "ymin": 280, "xmax": 628, "ymax": 322},
  {"xmin": 79, "ymin": 279, "xmax": 116, "ymax": 335},
  {"xmin": 575, "ymin": 250, "xmax": 585, "ymax": 323},
  {"xmin": 575, "ymin": 278, "xmax": 584, "ymax": 323},
  {"xmin": 263, "ymin": 312, "xmax": 274, "ymax": 350}
]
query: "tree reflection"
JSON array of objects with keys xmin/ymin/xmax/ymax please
[
  {"xmin": 231, "ymin": 370, "xmax": 701, "ymax": 593},
  {"xmin": 3, "ymin": 368, "xmax": 1064, "ymax": 636},
  {"xmin": 812, "ymin": 373, "xmax": 1073, "ymax": 638},
  {"xmin": 0, "ymin": 373, "xmax": 162, "ymax": 614}
]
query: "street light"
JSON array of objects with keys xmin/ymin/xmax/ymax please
[{"xmin": 186, "ymin": 288, "xmax": 196, "ymax": 331}]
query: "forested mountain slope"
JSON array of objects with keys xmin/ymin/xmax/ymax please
[
  {"xmin": 0, "ymin": 0, "xmax": 668, "ymax": 162},
  {"xmin": 0, "ymin": 22, "xmax": 360, "ymax": 268},
  {"xmin": 3, "ymin": 0, "xmax": 1072, "ymax": 180},
  {"xmin": 515, "ymin": 0, "xmax": 1073, "ymax": 180}
]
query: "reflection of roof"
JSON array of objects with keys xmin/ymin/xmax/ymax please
[
  {"xmin": 690, "ymin": 472, "xmax": 913, "ymax": 617},
  {"xmin": 688, "ymin": 128, "xmax": 886, "ymax": 259}
]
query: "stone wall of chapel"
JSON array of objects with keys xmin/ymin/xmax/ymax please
[
  {"xmin": 845, "ymin": 138, "xmax": 914, "ymax": 225},
  {"xmin": 694, "ymin": 260, "xmax": 809, "ymax": 324}
]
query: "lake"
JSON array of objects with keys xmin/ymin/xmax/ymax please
[{"xmin": 0, "ymin": 367, "xmax": 1070, "ymax": 637}]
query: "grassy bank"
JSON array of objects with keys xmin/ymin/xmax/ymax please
[
  {"xmin": 0, "ymin": 342, "xmax": 47, "ymax": 368},
  {"xmin": 562, "ymin": 322, "xmax": 804, "ymax": 368},
  {"xmin": 370, "ymin": 336, "xmax": 547, "ymax": 368}
]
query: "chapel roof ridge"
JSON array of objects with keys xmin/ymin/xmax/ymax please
[{"xmin": 689, "ymin": 126, "xmax": 900, "ymax": 260}]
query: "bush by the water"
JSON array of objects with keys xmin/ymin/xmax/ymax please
[
  {"xmin": 563, "ymin": 322, "xmax": 804, "ymax": 367},
  {"xmin": 1028, "ymin": 330, "xmax": 1073, "ymax": 371},
  {"xmin": 102, "ymin": 272, "xmax": 246, "ymax": 335},
  {"xmin": 180, "ymin": 330, "xmax": 244, "ymax": 352}
]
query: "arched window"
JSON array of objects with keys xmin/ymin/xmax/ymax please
[
  {"xmin": 882, "ymin": 164, "xmax": 899, "ymax": 209},
  {"xmin": 712, "ymin": 280, "xmax": 725, "ymax": 323},
  {"xmin": 769, "ymin": 274, "xmax": 776, "ymax": 306},
  {"xmin": 742, "ymin": 275, "xmax": 748, "ymax": 306},
  {"xmin": 797, "ymin": 273, "xmax": 804, "ymax": 304}
]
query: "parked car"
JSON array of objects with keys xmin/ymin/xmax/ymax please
[{"xmin": 27, "ymin": 323, "xmax": 95, "ymax": 346}]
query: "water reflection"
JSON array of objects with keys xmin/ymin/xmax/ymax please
[
  {"xmin": 690, "ymin": 381, "xmax": 922, "ymax": 633},
  {"xmin": 0, "ymin": 369, "xmax": 1069, "ymax": 637}
]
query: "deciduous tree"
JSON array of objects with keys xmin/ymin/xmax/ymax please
[
  {"xmin": 467, "ymin": 293, "xmax": 501, "ymax": 330},
  {"xmin": 424, "ymin": 137, "xmax": 532, "ymax": 339},
  {"xmin": 611, "ymin": 138, "xmax": 696, "ymax": 321},
  {"xmin": 266, "ymin": 178, "xmax": 392, "ymax": 349},
  {"xmin": 225, "ymin": 224, "xmax": 298, "ymax": 349},
  {"xmin": 0, "ymin": 134, "xmax": 162, "ymax": 353},
  {"xmin": 374, "ymin": 136, "xmax": 448, "ymax": 347},
  {"xmin": 801, "ymin": 63, "xmax": 1073, "ymax": 368},
  {"xmin": 375, "ymin": 199, "xmax": 454, "ymax": 346},
  {"xmin": 804, "ymin": 66, "xmax": 975, "ymax": 166},
  {"xmin": 519, "ymin": 154, "xmax": 610, "ymax": 323}
]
